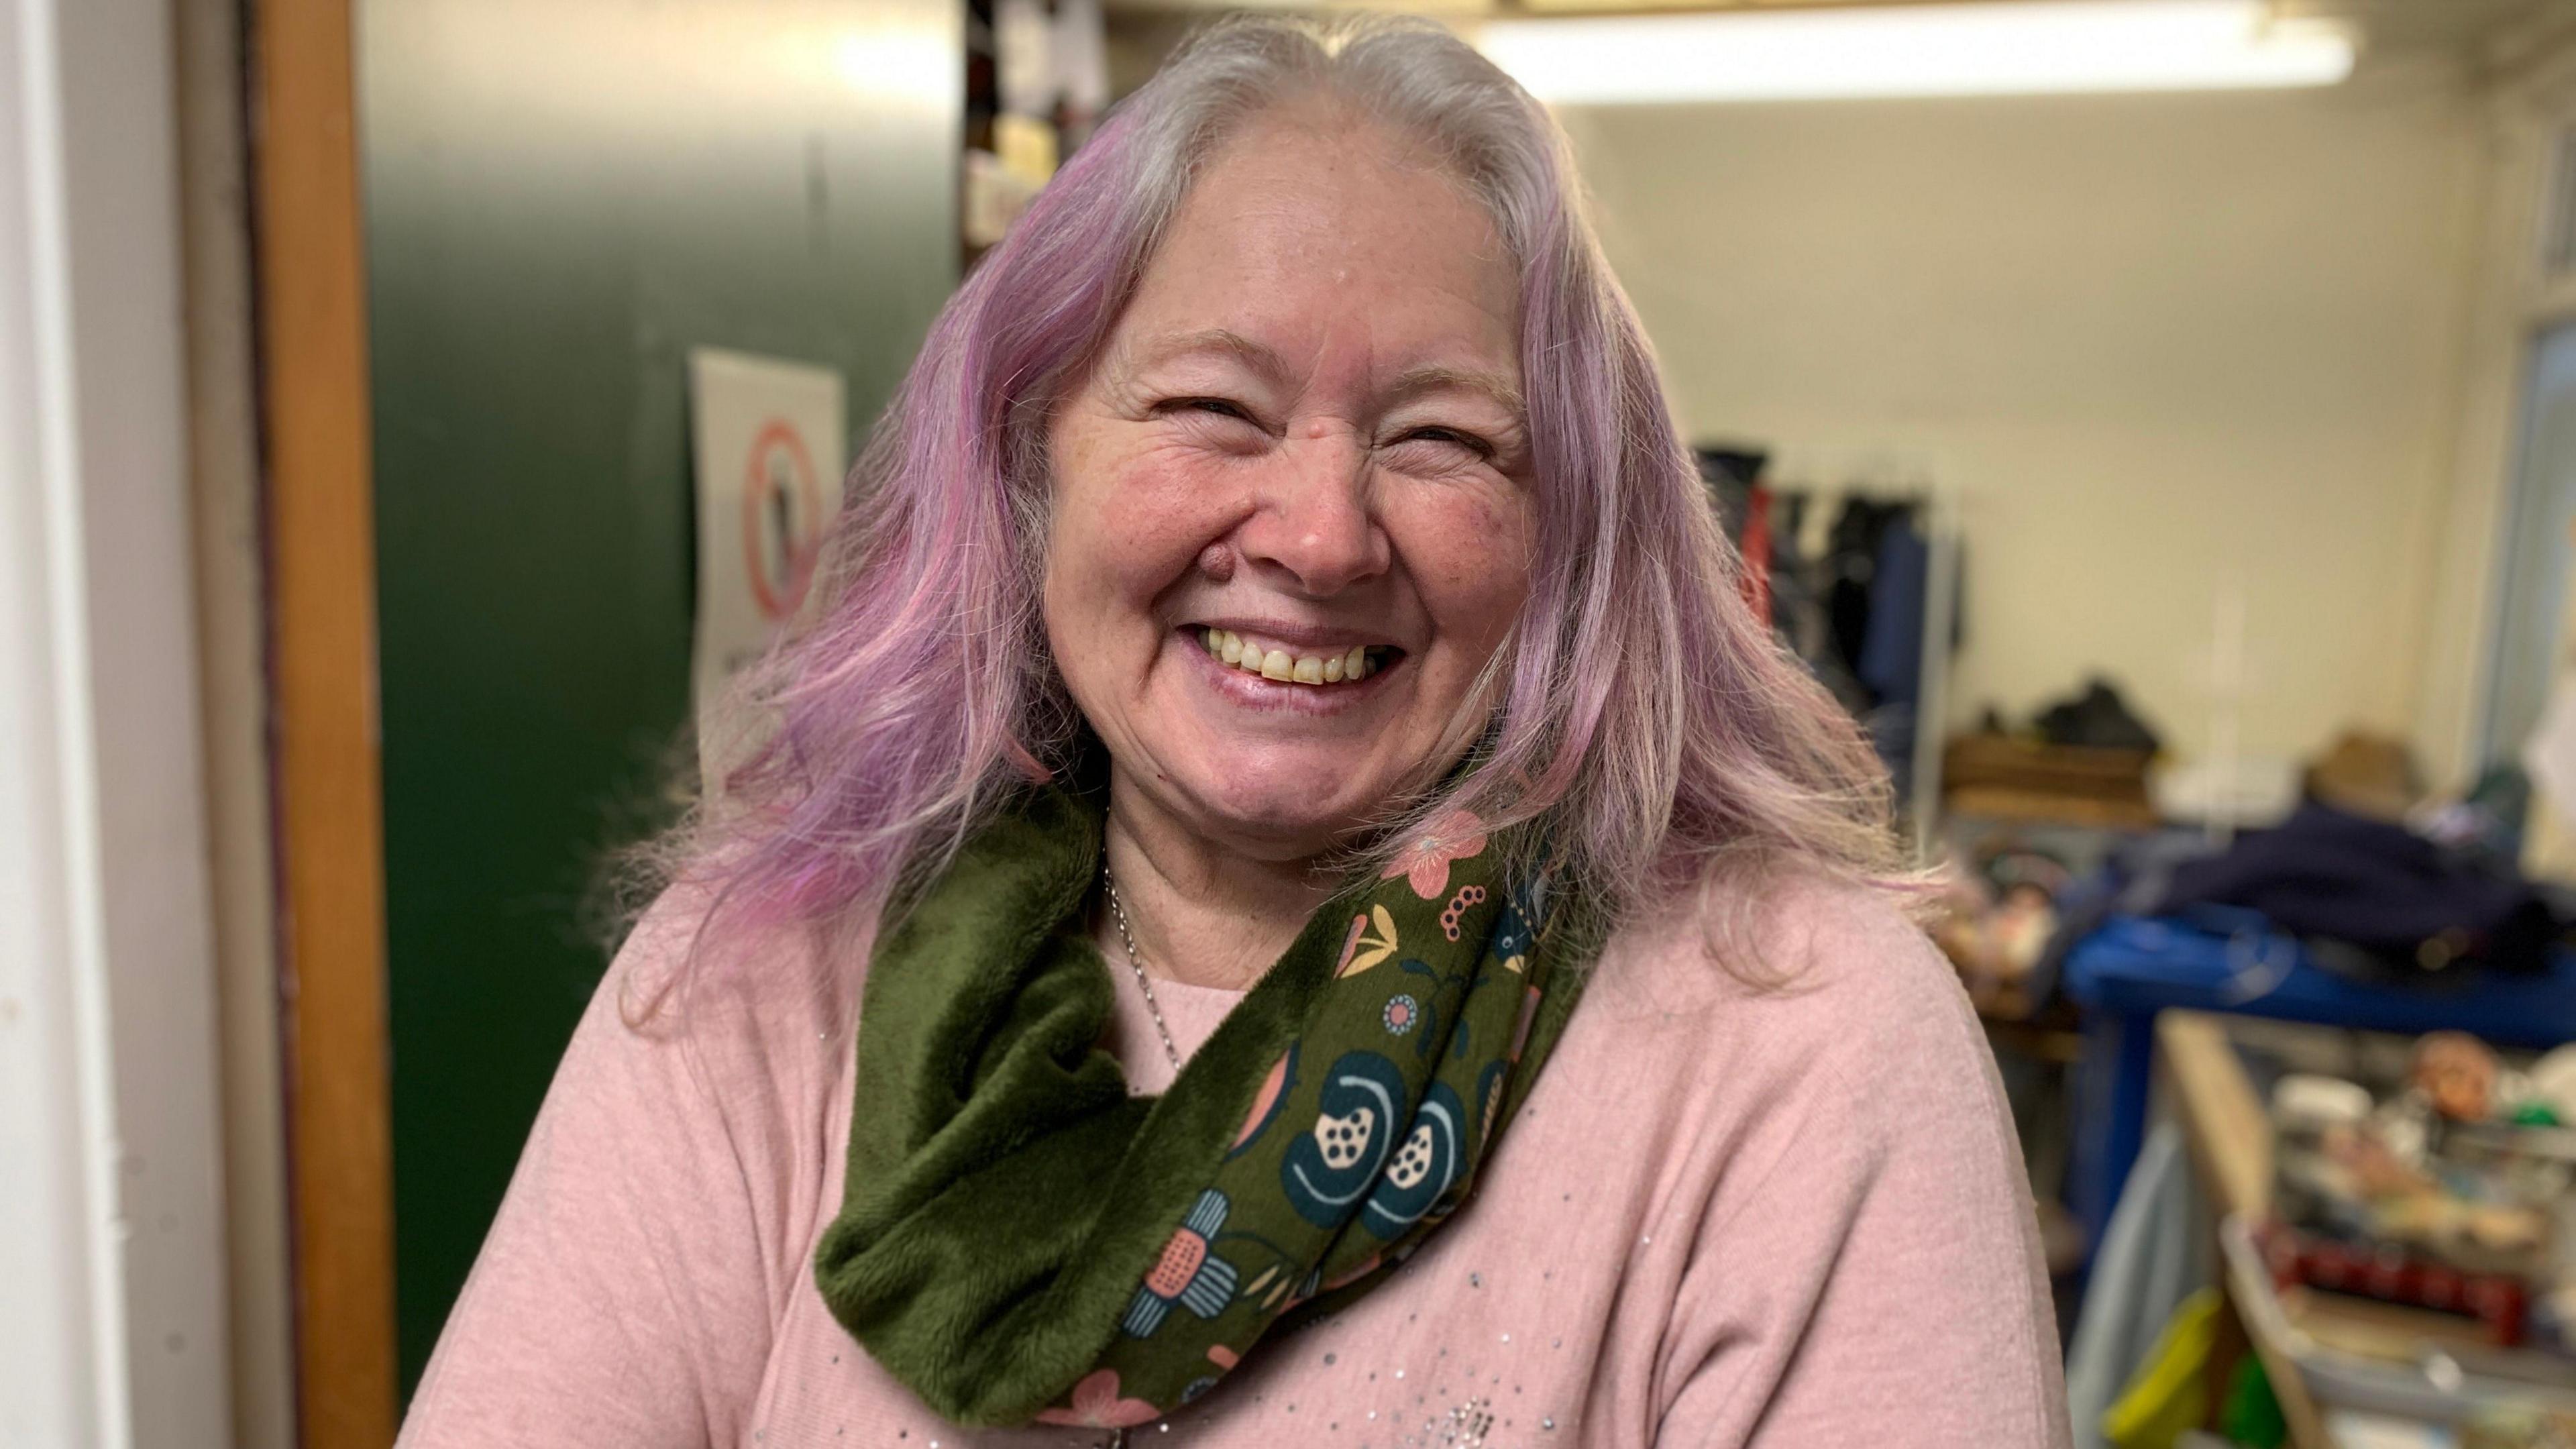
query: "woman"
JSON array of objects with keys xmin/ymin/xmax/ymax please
[{"xmin": 401, "ymin": 14, "xmax": 2067, "ymax": 1448}]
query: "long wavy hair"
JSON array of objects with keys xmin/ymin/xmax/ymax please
[{"xmin": 635, "ymin": 11, "xmax": 1907, "ymax": 990}]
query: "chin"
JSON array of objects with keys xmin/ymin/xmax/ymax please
[{"xmin": 1181, "ymin": 769, "xmax": 1389, "ymax": 859}]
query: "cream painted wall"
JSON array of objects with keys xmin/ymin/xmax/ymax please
[{"xmin": 1559, "ymin": 72, "xmax": 2487, "ymax": 773}]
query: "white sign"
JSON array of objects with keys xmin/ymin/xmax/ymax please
[{"xmin": 688, "ymin": 347, "xmax": 847, "ymax": 790}]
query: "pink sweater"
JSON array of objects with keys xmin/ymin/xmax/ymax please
[{"xmin": 398, "ymin": 879, "xmax": 2070, "ymax": 1449}]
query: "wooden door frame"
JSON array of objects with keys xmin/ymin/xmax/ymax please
[{"xmin": 250, "ymin": 0, "xmax": 400, "ymax": 1442}]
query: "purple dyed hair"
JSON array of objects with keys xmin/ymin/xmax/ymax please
[{"xmin": 648, "ymin": 12, "xmax": 1904, "ymax": 979}]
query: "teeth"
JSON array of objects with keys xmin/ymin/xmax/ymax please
[{"xmin": 1198, "ymin": 630, "xmax": 1387, "ymax": 688}]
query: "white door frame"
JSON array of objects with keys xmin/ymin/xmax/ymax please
[
  {"xmin": 2416, "ymin": 28, "xmax": 2576, "ymax": 789},
  {"xmin": 0, "ymin": 0, "xmax": 234, "ymax": 1442}
]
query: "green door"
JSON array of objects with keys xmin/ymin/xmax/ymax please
[{"xmin": 359, "ymin": 0, "xmax": 959, "ymax": 1395}]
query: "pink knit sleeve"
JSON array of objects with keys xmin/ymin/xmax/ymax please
[
  {"xmin": 1650, "ymin": 893, "xmax": 2072, "ymax": 1449},
  {"xmin": 396, "ymin": 901, "xmax": 813, "ymax": 1449}
]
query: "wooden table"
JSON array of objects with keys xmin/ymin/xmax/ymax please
[{"xmin": 2157, "ymin": 1010, "xmax": 2337, "ymax": 1449}]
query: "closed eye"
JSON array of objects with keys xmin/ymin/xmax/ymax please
[
  {"xmin": 1391, "ymin": 425, "xmax": 1496, "ymax": 461},
  {"xmin": 1159, "ymin": 396, "xmax": 1261, "ymax": 425}
]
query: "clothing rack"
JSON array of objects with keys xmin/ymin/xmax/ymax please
[{"xmin": 1698, "ymin": 449, "xmax": 1966, "ymax": 862}]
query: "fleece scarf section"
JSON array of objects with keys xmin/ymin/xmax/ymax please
[{"xmin": 810, "ymin": 784, "xmax": 1599, "ymax": 1430}]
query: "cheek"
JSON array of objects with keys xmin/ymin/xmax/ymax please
[
  {"xmin": 1050, "ymin": 437, "xmax": 1238, "ymax": 608},
  {"xmin": 1397, "ymin": 489, "xmax": 1536, "ymax": 652}
]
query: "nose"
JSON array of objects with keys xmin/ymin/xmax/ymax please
[{"xmin": 1234, "ymin": 425, "xmax": 1390, "ymax": 598}]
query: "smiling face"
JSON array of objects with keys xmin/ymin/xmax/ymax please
[{"xmin": 1042, "ymin": 102, "xmax": 1536, "ymax": 863}]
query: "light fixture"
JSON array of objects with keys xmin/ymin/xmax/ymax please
[{"xmin": 1474, "ymin": 1, "xmax": 2357, "ymax": 105}]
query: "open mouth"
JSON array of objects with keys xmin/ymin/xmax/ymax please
[{"xmin": 1190, "ymin": 627, "xmax": 1401, "ymax": 688}]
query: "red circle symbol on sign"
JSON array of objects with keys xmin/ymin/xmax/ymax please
[{"xmin": 741, "ymin": 417, "xmax": 825, "ymax": 621}]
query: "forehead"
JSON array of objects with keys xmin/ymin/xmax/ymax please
[{"xmin": 1108, "ymin": 105, "xmax": 1523, "ymax": 390}]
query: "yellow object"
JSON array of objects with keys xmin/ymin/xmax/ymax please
[
  {"xmin": 2102, "ymin": 1287, "xmax": 2222, "ymax": 1449},
  {"xmin": 994, "ymin": 113, "xmax": 1059, "ymax": 188}
]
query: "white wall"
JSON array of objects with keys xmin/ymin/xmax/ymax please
[
  {"xmin": 1560, "ymin": 69, "xmax": 2487, "ymax": 773},
  {"xmin": 0, "ymin": 0, "xmax": 234, "ymax": 1442}
]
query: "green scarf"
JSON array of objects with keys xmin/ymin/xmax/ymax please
[{"xmin": 812, "ymin": 784, "xmax": 1597, "ymax": 1429}]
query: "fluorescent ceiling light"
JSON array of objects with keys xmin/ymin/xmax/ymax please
[{"xmin": 1476, "ymin": 1, "xmax": 2356, "ymax": 105}]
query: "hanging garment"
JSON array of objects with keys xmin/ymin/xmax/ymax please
[{"xmin": 1823, "ymin": 496, "xmax": 1904, "ymax": 686}]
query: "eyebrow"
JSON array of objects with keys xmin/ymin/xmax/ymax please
[
  {"xmin": 1124, "ymin": 328, "xmax": 1527, "ymax": 419},
  {"xmin": 1385, "ymin": 363, "xmax": 1525, "ymax": 420},
  {"xmin": 1124, "ymin": 328, "xmax": 1296, "ymax": 388}
]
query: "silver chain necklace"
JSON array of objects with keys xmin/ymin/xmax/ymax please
[{"xmin": 1102, "ymin": 868, "xmax": 1185, "ymax": 1073}]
